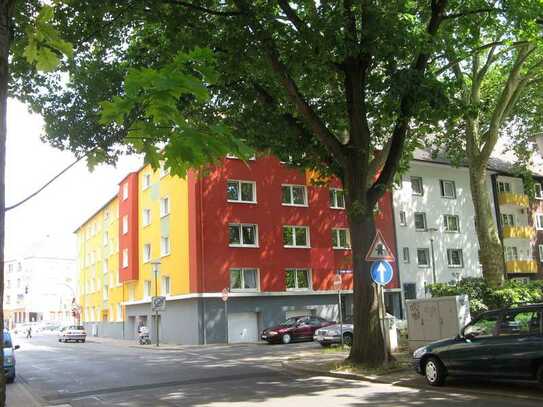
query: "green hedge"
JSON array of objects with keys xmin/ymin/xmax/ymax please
[{"xmin": 427, "ymin": 278, "xmax": 543, "ymax": 315}]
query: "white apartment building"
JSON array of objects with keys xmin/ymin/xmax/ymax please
[
  {"xmin": 4, "ymin": 255, "xmax": 76, "ymax": 328},
  {"xmin": 393, "ymin": 152, "xmax": 486, "ymax": 302}
]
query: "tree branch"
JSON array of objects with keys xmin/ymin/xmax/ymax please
[
  {"xmin": 233, "ymin": 0, "xmax": 348, "ymax": 166},
  {"xmin": 443, "ymin": 7, "xmax": 501, "ymax": 20},
  {"xmin": 162, "ymin": 0, "xmax": 241, "ymax": 16},
  {"xmin": 368, "ymin": 0, "xmax": 449, "ymax": 204}
]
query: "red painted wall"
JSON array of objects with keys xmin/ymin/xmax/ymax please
[
  {"xmin": 189, "ymin": 156, "xmax": 399, "ymax": 293},
  {"xmin": 118, "ymin": 173, "xmax": 139, "ymax": 282}
]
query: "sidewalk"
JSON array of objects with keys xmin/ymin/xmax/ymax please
[
  {"xmin": 5, "ymin": 380, "xmax": 67, "ymax": 407},
  {"xmin": 283, "ymin": 348, "xmax": 543, "ymax": 402}
]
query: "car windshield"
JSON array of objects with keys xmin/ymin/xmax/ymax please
[
  {"xmin": 3, "ymin": 332, "xmax": 12, "ymax": 348},
  {"xmin": 280, "ymin": 317, "xmax": 300, "ymax": 326}
]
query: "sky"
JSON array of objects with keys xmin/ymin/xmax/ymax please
[{"xmin": 5, "ymin": 99, "xmax": 142, "ymax": 260}]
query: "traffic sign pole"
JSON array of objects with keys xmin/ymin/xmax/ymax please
[{"xmin": 222, "ymin": 288, "xmax": 229, "ymax": 344}]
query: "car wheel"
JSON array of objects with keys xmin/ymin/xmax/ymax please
[
  {"xmin": 424, "ymin": 357, "xmax": 446, "ymax": 386},
  {"xmin": 81, "ymin": 339, "xmax": 85, "ymax": 343},
  {"xmin": 58, "ymin": 338, "xmax": 62, "ymax": 342},
  {"xmin": 6, "ymin": 375, "xmax": 14, "ymax": 384},
  {"xmin": 282, "ymin": 334, "xmax": 292, "ymax": 344},
  {"xmin": 343, "ymin": 333, "xmax": 353, "ymax": 347}
]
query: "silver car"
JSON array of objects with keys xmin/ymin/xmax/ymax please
[
  {"xmin": 58, "ymin": 325, "xmax": 87, "ymax": 343},
  {"xmin": 314, "ymin": 318, "xmax": 353, "ymax": 347}
]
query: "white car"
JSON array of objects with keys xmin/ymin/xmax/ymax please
[{"xmin": 58, "ymin": 325, "xmax": 87, "ymax": 343}]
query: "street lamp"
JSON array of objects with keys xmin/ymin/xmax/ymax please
[
  {"xmin": 427, "ymin": 227, "xmax": 439, "ymax": 285},
  {"xmin": 150, "ymin": 260, "xmax": 161, "ymax": 347}
]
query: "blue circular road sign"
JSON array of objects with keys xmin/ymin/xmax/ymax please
[{"xmin": 370, "ymin": 260, "xmax": 394, "ymax": 286}]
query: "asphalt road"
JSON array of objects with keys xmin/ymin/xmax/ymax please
[{"xmin": 10, "ymin": 334, "xmax": 543, "ymax": 406}]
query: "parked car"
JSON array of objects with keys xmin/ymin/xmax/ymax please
[
  {"xmin": 314, "ymin": 317, "xmax": 353, "ymax": 347},
  {"xmin": 3, "ymin": 330, "xmax": 20, "ymax": 383},
  {"xmin": 413, "ymin": 303, "xmax": 543, "ymax": 387},
  {"xmin": 261, "ymin": 316, "xmax": 333, "ymax": 344},
  {"xmin": 58, "ymin": 325, "xmax": 87, "ymax": 343}
]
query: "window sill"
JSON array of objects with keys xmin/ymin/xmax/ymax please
[
  {"xmin": 333, "ymin": 247, "xmax": 351, "ymax": 250},
  {"xmin": 230, "ymin": 289, "xmax": 260, "ymax": 293},
  {"xmin": 415, "ymin": 228, "xmax": 427, "ymax": 232},
  {"xmin": 160, "ymin": 213, "xmax": 170, "ymax": 219},
  {"xmin": 282, "ymin": 203, "xmax": 309, "ymax": 208},
  {"xmin": 227, "ymin": 200, "xmax": 257, "ymax": 205},
  {"xmin": 448, "ymin": 265, "xmax": 463, "ymax": 268},
  {"xmin": 286, "ymin": 288, "xmax": 312, "ymax": 292},
  {"xmin": 160, "ymin": 252, "xmax": 171, "ymax": 258},
  {"xmin": 412, "ymin": 193, "xmax": 423, "ymax": 197},
  {"xmin": 441, "ymin": 196, "xmax": 457, "ymax": 199},
  {"xmin": 283, "ymin": 245, "xmax": 311, "ymax": 249},
  {"xmin": 417, "ymin": 265, "xmax": 430, "ymax": 268},
  {"xmin": 444, "ymin": 230, "xmax": 460, "ymax": 233},
  {"xmin": 229, "ymin": 244, "xmax": 259, "ymax": 248}
]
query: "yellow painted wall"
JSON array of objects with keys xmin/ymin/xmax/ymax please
[
  {"xmin": 77, "ymin": 197, "xmax": 128, "ymax": 322},
  {"xmin": 136, "ymin": 164, "xmax": 190, "ymax": 301}
]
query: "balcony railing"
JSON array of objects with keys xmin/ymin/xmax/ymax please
[
  {"xmin": 502, "ymin": 226, "xmax": 535, "ymax": 239},
  {"xmin": 505, "ymin": 260, "xmax": 538, "ymax": 274},
  {"xmin": 498, "ymin": 192, "xmax": 529, "ymax": 207}
]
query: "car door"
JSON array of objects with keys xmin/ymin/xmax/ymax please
[
  {"xmin": 439, "ymin": 312, "xmax": 501, "ymax": 376},
  {"xmin": 493, "ymin": 308, "xmax": 543, "ymax": 379},
  {"xmin": 292, "ymin": 317, "xmax": 313, "ymax": 340}
]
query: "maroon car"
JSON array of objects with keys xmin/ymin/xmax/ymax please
[{"xmin": 261, "ymin": 316, "xmax": 334, "ymax": 344}]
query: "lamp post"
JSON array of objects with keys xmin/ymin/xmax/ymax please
[
  {"xmin": 150, "ymin": 261, "xmax": 161, "ymax": 347},
  {"xmin": 427, "ymin": 227, "xmax": 439, "ymax": 285}
]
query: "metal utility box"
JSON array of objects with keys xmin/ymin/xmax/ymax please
[{"xmin": 406, "ymin": 295, "xmax": 470, "ymax": 351}]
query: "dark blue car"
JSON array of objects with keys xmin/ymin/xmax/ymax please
[
  {"xmin": 3, "ymin": 330, "xmax": 20, "ymax": 383},
  {"xmin": 413, "ymin": 303, "xmax": 543, "ymax": 387}
]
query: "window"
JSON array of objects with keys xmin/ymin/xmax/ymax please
[
  {"xmin": 143, "ymin": 243, "xmax": 151, "ymax": 263},
  {"xmin": 228, "ymin": 224, "xmax": 258, "ymax": 247},
  {"xmin": 282, "ymin": 185, "xmax": 308, "ymax": 206},
  {"xmin": 144, "ymin": 280, "xmax": 152, "ymax": 298},
  {"xmin": 499, "ymin": 310, "xmax": 541, "ymax": 336},
  {"xmin": 329, "ymin": 188, "xmax": 345, "ymax": 209},
  {"xmin": 539, "ymin": 245, "xmax": 543, "ymax": 263},
  {"xmin": 403, "ymin": 283, "xmax": 417, "ymax": 300},
  {"xmin": 443, "ymin": 215, "xmax": 460, "ymax": 232},
  {"xmin": 536, "ymin": 183, "xmax": 543, "ymax": 200},
  {"xmin": 227, "ymin": 180, "xmax": 256, "ymax": 203},
  {"xmin": 332, "ymin": 228, "xmax": 351, "ymax": 249},
  {"xmin": 447, "ymin": 249, "xmax": 463, "ymax": 268},
  {"xmin": 505, "ymin": 246, "xmax": 519, "ymax": 261},
  {"xmin": 464, "ymin": 313, "xmax": 499, "ymax": 338},
  {"xmin": 103, "ymin": 260, "xmax": 109, "ymax": 275},
  {"xmin": 128, "ymin": 287, "xmax": 135, "ymax": 302},
  {"xmin": 501, "ymin": 213, "xmax": 515, "ymax": 226},
  {"xmin": 536, "ymin": 214, "xmax": 543, "ymax": 230},
  {"xmin": 103, "ymin": 231, "xmax": 109, "ymax": 246},
  {"xmin": 285, "ymin": 269, "xmax": 311, "ymax": 290},
  {"xmin": 410, "ymin": 176, "xmax": 423, "ymax": 196},
  {"xmin": 440, "ymin": 180, "xmax": 456, "ymax": 198},
  {"xmin": 122, "ymin": 183, "xmax": 128, "ymax": 200},
  {"xmin": 402, "ymin": 247, "xmax": 410, "ymax": 263},
  {"xmin": 414, "ymin": 212, "xmax": 427, "ymax": 231},
  {"xmin": 399, "ymin": 211, "xmax": 407, "ymax": 226},
  {"xmin": 160, "ymin": 236, "xmax": 170, "ymax": 256},
  {"xmin": 498, "ymin": 181, "xmax": 511, "ymax": 193},
  {"xmin": 103, "ymin": 285, "xmax": 109, "ymax": 300},
  {"xmin": 159, "ymin": 162, "xmax": 169, "ymax": 178},
  {"xmin": 230, "ymin": 268, "xmax": 259, "ymax": 291},
  {"xmin": 122, "ymin": 215, "xmax": 128, "ymax": 235},
  {"xmin": 160, "ymin": 197, "xmax": 170, "ymax": 217},
  {"xmin": 283, "ymin": 226, "xmax": 310, "ymax": 248},
  {"xmin": 161, "ymin": 276, "xmax": 171, "ymax": 296},
  {"xmin": 417, "ymin": 248, "xmax": 430, "ymax": 267},
  {"xmin": 142, "ymin": 173, "xmax": 151, "ymax": 190},
  {"xmin": 143, "ymin": 208, "xmax": 151, "ymax": 226},
  {"xmin": 122, "ymin": 249, "xmax": 128, "ymax": 268}
]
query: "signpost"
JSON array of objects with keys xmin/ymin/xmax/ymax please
[
  {"xmin": 366, "ymin": 230, "xmax": 395, "ymax": 365},
  {"xmin": 333, "ymin": 273, "xmax": 344, "ymax": 348},
  {"xmin": 151, "ymin": 261, "xmax": 161, "ymax": 347},
  {"xmin": 222, "ymin": 288, "xmax": 229, "ymax": 344}
]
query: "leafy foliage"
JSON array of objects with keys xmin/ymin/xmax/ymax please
[{"xmin": 428, "ymin": 278, "xmax": 543, "ymax": 315}]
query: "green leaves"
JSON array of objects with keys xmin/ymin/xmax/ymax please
[{"xmin": 23, "ymin": 5, "xmax": 73, "ymax": 72}]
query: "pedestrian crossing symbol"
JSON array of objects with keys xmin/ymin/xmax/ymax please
[{"xmin": 365, "ymin": 230, "xmax": 395, "ymax": 261}]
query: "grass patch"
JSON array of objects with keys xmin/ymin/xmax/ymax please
[{"xmin": 321, "ymin": 345, "xmax": 351, "ymax": 354}]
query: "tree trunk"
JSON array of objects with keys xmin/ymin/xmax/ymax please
[
  {"xmin": 0, "ymin": 1, "xmax": 10, "ymax": 405},
  {"xmin": 469, "ymin": 164, "xmax": 505, "ymax": 288},
  {"xmin": 345, "ymin": 178, "xmax": 385, "ymax": 366}
]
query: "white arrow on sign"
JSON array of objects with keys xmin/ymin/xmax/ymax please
[{"xmin": 377, "ymin": 262, "xmax": 387, "ymax": 283}]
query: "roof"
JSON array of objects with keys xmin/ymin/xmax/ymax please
[
  {"xmin": 73, "ymin": 194, "xmax": 117, "ymax": 233},
  {"xmin": 411, "ymin": 148, "xmax": 543, "ymax": 177}
]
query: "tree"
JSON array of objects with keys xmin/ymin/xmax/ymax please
[
  {"xmin": 15, "ymin": 1, "xmax": 527, "ymax": 366},
  {"xmin": 432, "ymin": 2, "xmax": 543, "ymax": 287}
]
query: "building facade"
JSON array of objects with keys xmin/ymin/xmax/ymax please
[
  {"xmin": 76, "ymin": 156, "xmax": 400, "ymax": 344},
  {"xmin": 4, "ymin": 256, "xmax": 76, "ymax": 329}
]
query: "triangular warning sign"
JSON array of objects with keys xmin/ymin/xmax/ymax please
[{"xmin": 365, "ymin": 230, "xmax": 395, "ymax": 262}]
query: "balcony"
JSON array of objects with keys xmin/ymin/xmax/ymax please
[
  {"xmin": 505, "ymin": 260, "xmax": 538, "ymax": 274},
  {"xmin": 498, "ymin": 192, "xmax": 529, "ymax": 207},
  {"xmin": 502, "ymin": 226, "xmax": 535, "ymax": 239}
]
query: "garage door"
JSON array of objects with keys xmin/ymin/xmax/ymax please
[
  {"xmin": 285, "ymin": 309, "xmax": 313, "ymax": 319},
  {"xmin": 228, "ymin": 312, "xmax": 258, "ymax": 343}
]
